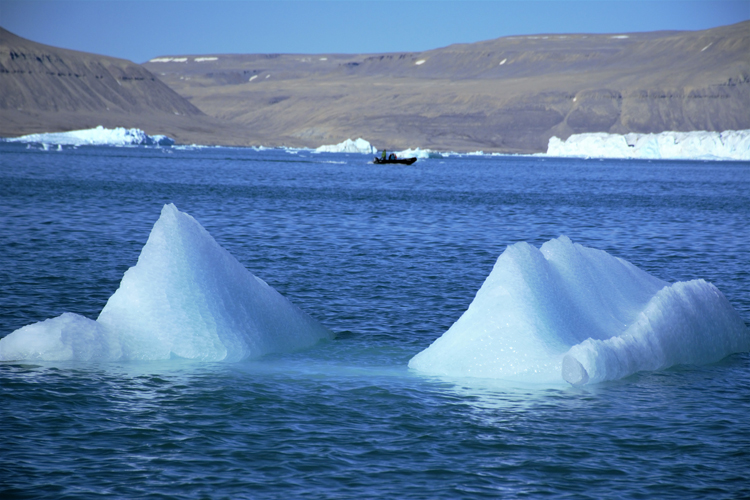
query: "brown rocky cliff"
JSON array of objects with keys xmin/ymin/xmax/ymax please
[
  {"xmin": 0, "ymin": 27, "xmax": 254, "ymax": 145},
  {"xmin": 144, "ymin": 21, "xmax": 750, "ymax": 152},
  {"xmin": 0, "ymin": 27, "xmax": 202, "ymax": 116},
  {"xmin": 2, "ymin": 22, "xmax": 748, "ymax": 151}
]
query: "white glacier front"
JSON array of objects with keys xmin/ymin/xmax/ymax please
[
  {"xmin": 315, "ymin": 138, "xmax": 376, "ymax": 154},
  {"xmin": 4, "ymin": 125, "xmax": 174, "ymax": 147},
  {"xmin": 546, "ymin": 130, "xmax": 750, "ymax": 161},
  {"xmin": 409, "ymin": 236, "xmax": 750, "ymax": 385},
  {"xmin": 0, "ymin": 204, "xmax": 333, "ymax": 362}
]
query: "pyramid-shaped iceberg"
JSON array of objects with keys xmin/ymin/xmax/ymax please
[{"xmin": 0, "ymin": 204, "xmax": 333, "ymax": 362}]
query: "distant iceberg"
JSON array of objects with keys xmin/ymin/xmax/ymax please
[
  {"xmin": 315, "ymin": 138, "xmax": 376, "ymax": 154},
  {"xmin": 409, "ymin": 236, "xmax": 750, "ymax": 385},
  {"xmin": 394, "ymin": 147, "xmax": 445, "ymax": 159},
  {"xmin": 4, "ymin": 126, "xmax": 175, "ymax": 147},
  {"xmin": 547, "ymin": 130, "xmax": 750, "ymax": 161},
  {"xmin": 0, "ymin": 204, "xmax": 332, "ymax": 362}
]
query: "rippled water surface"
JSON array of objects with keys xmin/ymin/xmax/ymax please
[{"xmin": 1, "ymin": 144, "xmax": 749, "ymax": 499}]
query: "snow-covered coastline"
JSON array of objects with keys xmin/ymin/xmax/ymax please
[
  {"xmin": 5, "ymin": 127, "xmax": 749, "ymax": 161},
  {"xmin": 547, "ymin": 130, "xmax": 750, "ymax": 161},
  {"xmin": 3, "ymin": 126, "xmax": 174, "ymax": 147},
  {"xmin": 313, "ymin": 131, "xmax": 750, "ymax": 161}
]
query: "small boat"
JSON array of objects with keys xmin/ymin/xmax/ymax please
[{"xmin": 373, "ymin": 157, "xmax": 417, "ymax": 165}]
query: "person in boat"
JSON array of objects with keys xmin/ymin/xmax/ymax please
[
  {"xmin": 388, "ymin": 153, "xmax": 397, "ymax": 160},
  {"xmin": 381, "ymin": 149, "xmax": 387, "ymax": 160}
]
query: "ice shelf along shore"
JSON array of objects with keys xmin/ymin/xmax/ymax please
[
  {"xmin": 0, "ymin": 204, "xmax": 333, "ymax": 362},
  {"xmin": 409, "ymin": 236, "xmax": 750, "ymax": 386},
  {"xmin": 3, "ymin": 126, "xmax": 174, "ymax": 146},
  {"xmin": 6, "ymin": 127, "xmax": 749, "ymax": 160},
  {"xmin": 547, "ymin": 130, "xmax": 750, "ymax": 161}
]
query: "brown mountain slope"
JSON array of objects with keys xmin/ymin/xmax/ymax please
[
  {"xmin": 144, "ymin": 21, "xmax": 750, "ymax": 152},
  {"xmin": 0, "ymin": 27, "xmax": 247, "ymax": 144}
]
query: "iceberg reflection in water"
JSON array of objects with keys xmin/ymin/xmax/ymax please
[
  {"xmin": 0, "ymin": 204, "xmax": 333, "ymax": 362},
  {"xmin": 409, "ymin": 236, "xmax": 750, "ymax": 385}
]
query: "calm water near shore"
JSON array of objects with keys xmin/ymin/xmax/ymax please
[{"xmin": 1, "ymin": 143, "xmax": 749, "ymax": 499}]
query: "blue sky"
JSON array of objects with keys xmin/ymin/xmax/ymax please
[{"xmin": 1, "ymin": 1, "xmax": 748, "ymax": 63}]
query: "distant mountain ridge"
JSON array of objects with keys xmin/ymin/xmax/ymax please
[
  {"xmin": 0, "ymin": 27, "xmax": 201, "ymax": 115},
  {"xmin": 144, "ymin": 21, "xmax": 750, "ymax": 152},
  {"xmin": 2, "ymin": 22, "xmax": 748, "ymax": 152},
  {"xmin": 0, "ymin": 27, "xmax": 245, "ymax": 144}
]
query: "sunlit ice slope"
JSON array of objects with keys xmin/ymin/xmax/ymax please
[
  {"xmin": 144, "ymin": 21, "xmax": 750, "ymax": 153},
  {"xmin": 0, "ymin": 204, "xmax": 333, "ymax": 362},
  {"xmin": 409, "ymin": 236, "xmax": 750, "ymax": 385}
]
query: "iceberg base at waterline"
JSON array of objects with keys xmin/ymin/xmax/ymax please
[
  {"xmin": 0, "ymin": 204, "xmax": 333, "ymax": 362},
  {"xmin": 0, "ymin": 313, "xmax": 120, "ymax": 362},
  {"xmin": 408, "ymin": 236, "xmax": 750, "ymax": 386}
]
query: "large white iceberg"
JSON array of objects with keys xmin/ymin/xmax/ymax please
[
  {"xmin": 409, "ymin": 236, "xmax": 749, "ymax": 385},
  {"xmin": 4, "ymin": 126, "xmax": 174, "ymax": 146},
  {"xmin": 547, "ymin": 130, "xmax": 750, "ymax": 161},
  {"xmin": 314, "ymin": 138, "xmax": 376, "ymax": 154},
  {"xmin": 0, "ymin": 204, "xmax": 332, "ymax": 362}
]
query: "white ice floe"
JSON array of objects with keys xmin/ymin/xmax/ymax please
[
  {"xmin": 394, "ymin": 147, "xmax": 443, "ymax": 159},
  {"xmin": 409, "ymin": 236, "xmax": 750, "ymax": 385},
  {"xmin": 0, "ymin": 204, "xmax": 333, "ymax": 362},
  {"xmin": 315, "ymin": 138, "xmax": 376, "ymax": 154},
  {"xmin": 547, "ymin": 130, "xmax": 750, "ymax": 161},
  {"xmin": 4, "ymin": 126, "xmax": 174, "ymax": 147}
]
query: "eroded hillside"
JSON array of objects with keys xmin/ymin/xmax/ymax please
[
  {"xmin": 0, "ymin": 27, "xmax": 248, "ymax": 144},
  {"xmin": 144, "ymin": 21, "xmax": 750, "ymax": 152}
]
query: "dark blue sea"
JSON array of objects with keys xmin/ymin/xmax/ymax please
[{"xmin": 1, "ymin": 143, "xmax": 749, "ymax": 499}]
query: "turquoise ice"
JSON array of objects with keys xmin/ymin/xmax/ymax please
[
  {"xmin": 409, "ymin": 236, "xmax": 750, "ymax": 385},
  {"xmin": 0, "ymin": 204, "xmax": 332, "ymax": 362}
]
